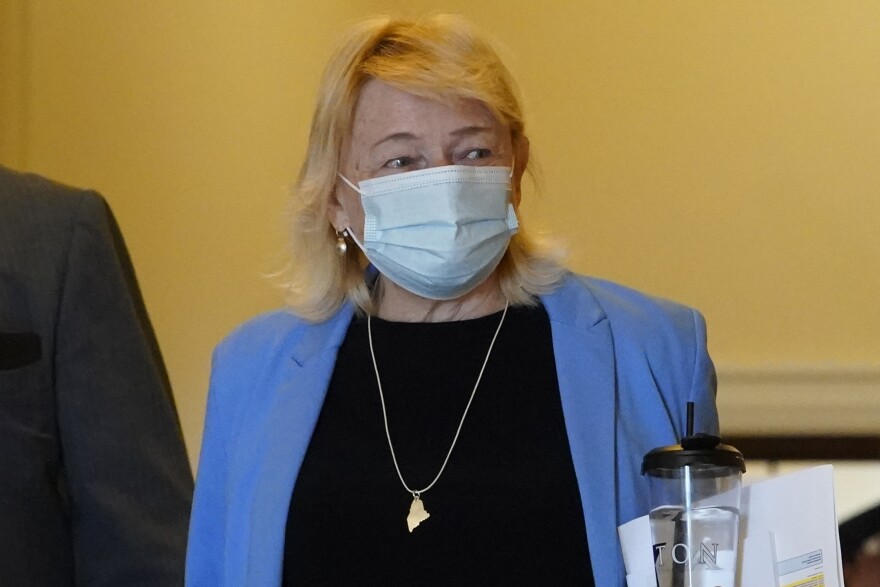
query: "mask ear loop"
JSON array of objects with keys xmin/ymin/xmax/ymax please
[
  {"xmin": 345, "ymin": 227, "xmax": 366, "ymax": 252},
  {"xmin": 506, "ymin": 156, "xmax": 520, "ymax": 232},
  {"xmin": 335, "ymin": 173, "xmax": 368, "ymax": 253},
  {"xmin": 337, "ymin": 173, "xmax": 364, "ymax": 195}
]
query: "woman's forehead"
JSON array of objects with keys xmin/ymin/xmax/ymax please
[{"xmin": 349, "ymin": 79, "xmax": 504, "ymax": 144}]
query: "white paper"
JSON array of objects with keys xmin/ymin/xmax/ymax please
[
  {"xmin": 742, "ymin": 465, "xmax": 843, "ymax": 587},
  {"xmin": 618, "ymin": 515, "xmax": 655, "ymax": 586},
  {"xmin": 618, "ymin": 465, "xmax": 843, "ymax": 587},
  {"xmin": 739, "ymin": 530, "xmax": 777, "ymax": 585}
]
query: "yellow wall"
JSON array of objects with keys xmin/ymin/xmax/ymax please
[{"xmin": 3, "ymin": 1, "xmax": 879, "ymax": 463}]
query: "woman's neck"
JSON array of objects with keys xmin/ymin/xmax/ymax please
[{"xmin": 373, "ymin": 274, "xmax": 507, "ymax": 322}]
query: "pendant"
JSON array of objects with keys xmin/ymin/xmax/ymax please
[{"xmin": 407, "ymin": 495, "xmax": 430, "ymax": 532}]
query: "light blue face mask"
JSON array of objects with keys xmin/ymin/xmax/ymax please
[{"xmin": 338, "ymin": 164, "xmax": 519, "ymax": 300}]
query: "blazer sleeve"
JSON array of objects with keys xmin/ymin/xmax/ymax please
[
  {"xmin": 54, "ymin": 193, "xmax": 193, "ymax": 586},
  {"xmin": 687, "ymin": 308, "xmax": 719, "ymax": 437}
]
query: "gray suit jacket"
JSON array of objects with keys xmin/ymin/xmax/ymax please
[{"xmin": 0, "ymin": 166, "xmax": 193, "ymax": 585}]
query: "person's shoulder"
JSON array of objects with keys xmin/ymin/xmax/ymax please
[
  {"xmin": 578, "ymin": 274, "xmax": 696, "ymax": 317},
  {"xmin": 0, "ymin": 165, "xmax": 109, "ymax": 232},
  {"xmin": 213, "ymin": 309, "xmax": 306, "ymax": 359},
  {"xmin": 223, "ymin": 307, "xmax": 310, "ymax": 342},
  {"xmin": 208, "ymin": 307, "xmax": 351, "ymax": 407},
  {"xmin": 211, "ymin": 307, "xmax": 349, "ymax": 372},
  {"xmin": 550, "ymin": 273, "xmax": 703, "ymax": 340},
  {"xmin": 207, "ymin": 310, "xmax": 306, "ymax": 389}
]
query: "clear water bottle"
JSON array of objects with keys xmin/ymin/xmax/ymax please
[{"xmin": 642, "ymin": 403, "xmax": 746, "ymax": 587}]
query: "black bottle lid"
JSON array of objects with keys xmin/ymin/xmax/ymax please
[{"xmin": 641, "ymin": 403, "xmax": 746, "ymax": 477}]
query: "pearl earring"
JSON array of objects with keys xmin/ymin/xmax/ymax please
[{"xmin": 335, "ymin": 230, "xmax": 348, "ymax": 256}]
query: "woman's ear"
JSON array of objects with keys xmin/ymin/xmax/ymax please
[
  {"xmin": 328, "ymin": 184, "xmax": 349, "ymax": 232},
  {"xmin": 511, "ymin": 135, "xmax": 530, "ymax": 208}
]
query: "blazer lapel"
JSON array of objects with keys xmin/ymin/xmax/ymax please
[
  {"xmin": 238, "ymin": 307, "xmax": 354, "ymax": 586},
  {"xmin": 543, "ymin": 278, "xmax": 622, "ymax": 587}
]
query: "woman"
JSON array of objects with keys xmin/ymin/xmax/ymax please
[{"xmin": 187, "ymin": 14, "xmax": 718, "ymax": 586}]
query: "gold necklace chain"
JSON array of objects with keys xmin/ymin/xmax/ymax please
[{"xmin": 366, "ymin": 301, "xmax": 509, "ymax": 532}]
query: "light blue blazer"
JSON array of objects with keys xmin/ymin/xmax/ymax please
[{"xmin": 186, "ymin": 274, "xmax": 719, "ymax": 586}]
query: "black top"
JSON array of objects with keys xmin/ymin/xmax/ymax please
[{"xmin": 283, "ymin": 304, "xmax": 594, "ymax": 586}]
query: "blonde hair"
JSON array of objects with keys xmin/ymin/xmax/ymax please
[{"xmin": 283, "ymin": 14, "xmax": 565, "ymax": 321}]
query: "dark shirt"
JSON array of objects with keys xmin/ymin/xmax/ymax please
[{"xmin": 283, "ymin": 304, "xmax": 594, "ymax": 586}]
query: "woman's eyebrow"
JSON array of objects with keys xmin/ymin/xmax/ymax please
[
  {"xmin": 449, "ymin": 125, "xmax": 494, "ymax": 138},
  {"xmin": 370, "ymin": 126, "xmax": 494, "ymax": 149},
  {"xmin": 371, "ymin": 132, "xmax": 418, "ymax": 148}
]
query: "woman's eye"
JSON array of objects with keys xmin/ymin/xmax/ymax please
[
  {"xmin": 462, "ymin": 148, "xmax": 492, "ymax": 161},
  {"xmin": 383, "ymin": 156, "xmax": 415, "ymax": 169}
]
